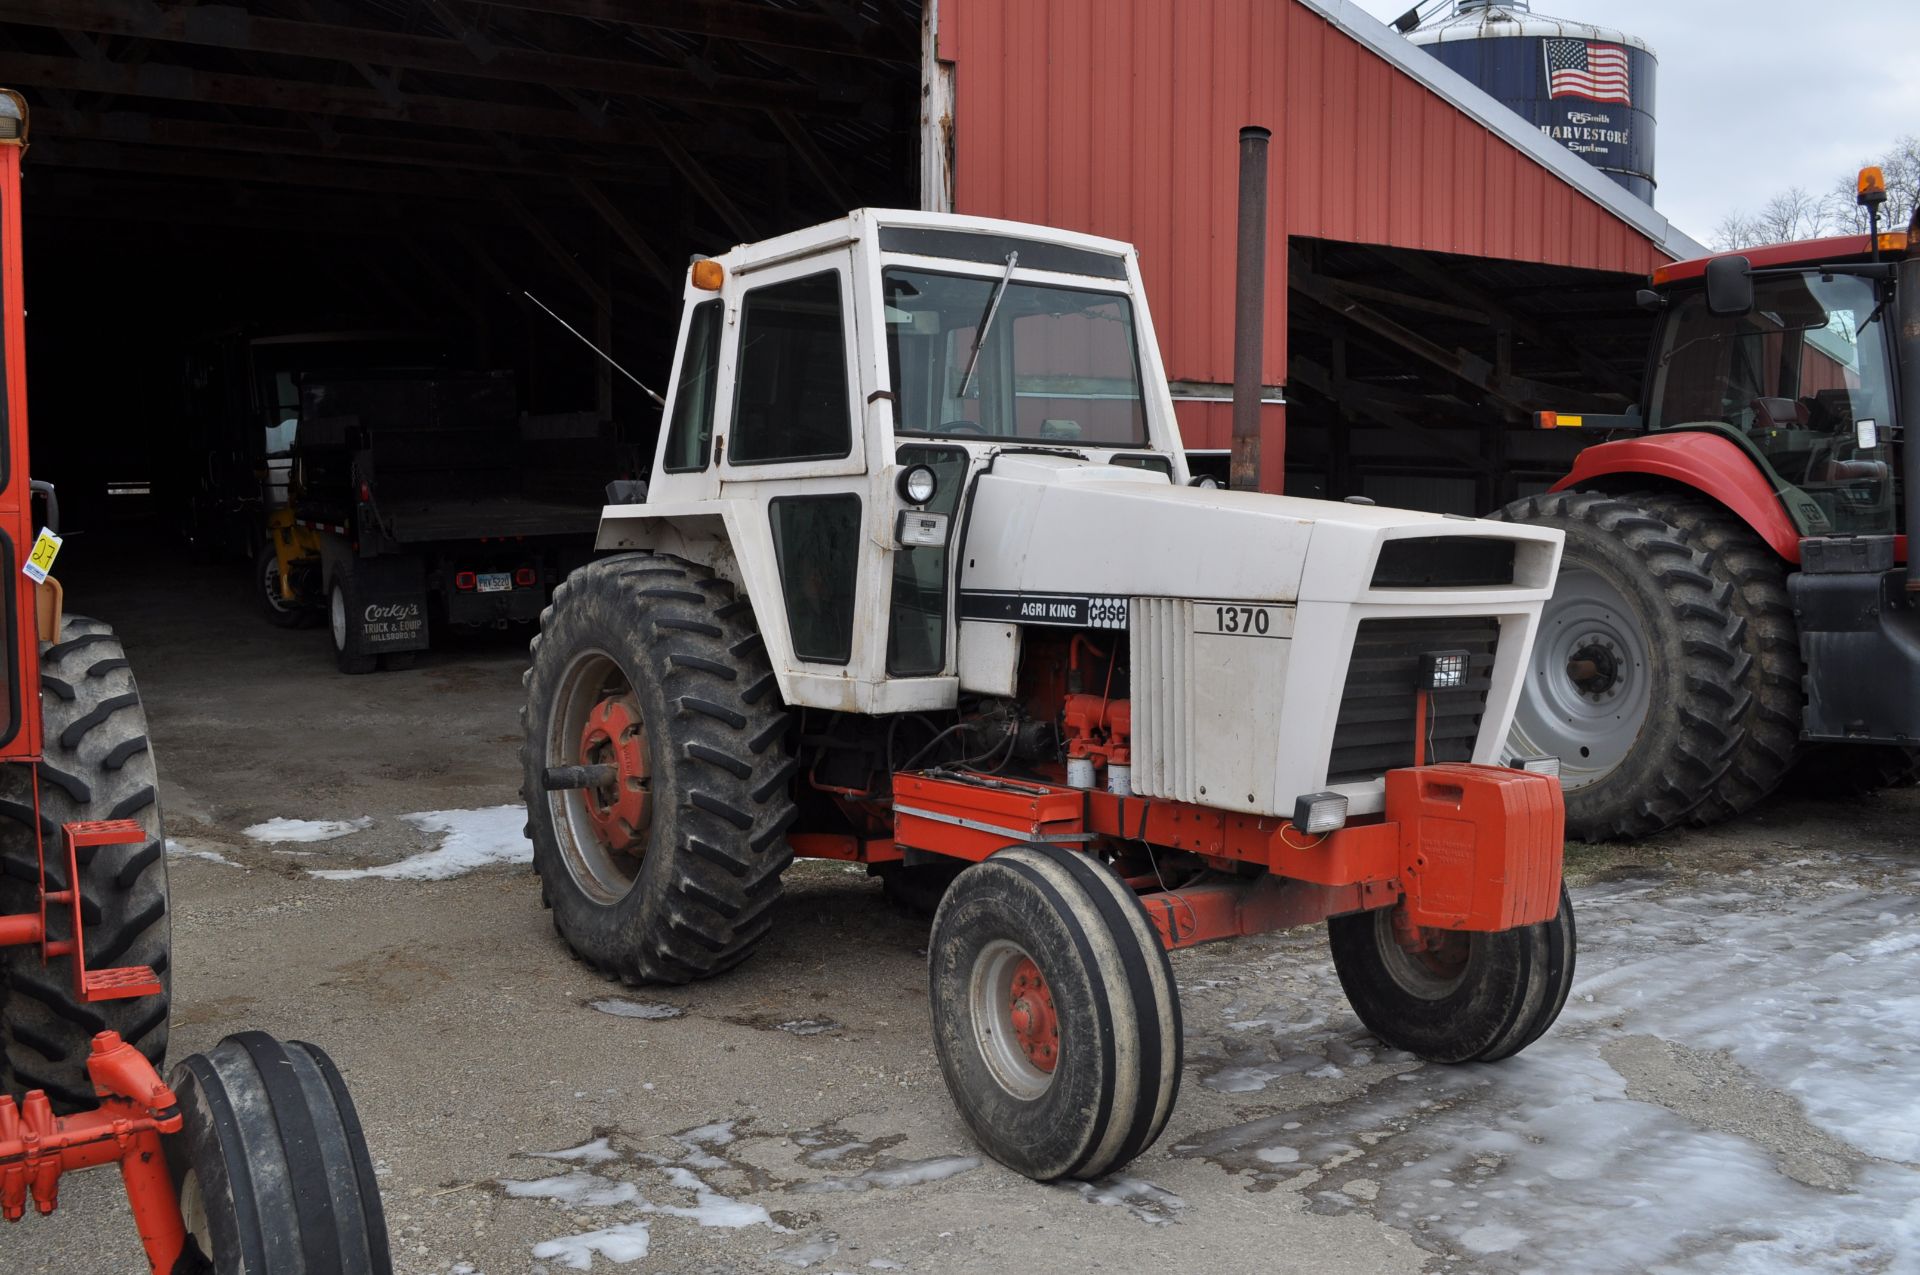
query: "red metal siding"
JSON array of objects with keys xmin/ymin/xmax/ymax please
[{"xmin": 940, "ymin": 0, "xmax": 1670, "ymax": 451}]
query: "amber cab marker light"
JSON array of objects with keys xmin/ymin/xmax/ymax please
[
  {"xmin": 1535, "ymin": 411, "xmax": 1558, "ymax": 430},
  {"xmin": 690, "ymin": 258, "xmax": 724, "ymax": 291}
]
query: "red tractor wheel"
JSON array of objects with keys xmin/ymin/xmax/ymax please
[{"xmin": 928, "ymin": 845, "xmax": 1181, "ymax": 1182}]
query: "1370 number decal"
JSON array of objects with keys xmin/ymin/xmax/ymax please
[{"xmin": 1200, "ymin": 604, "xmax": 1279, "ymax": 637}]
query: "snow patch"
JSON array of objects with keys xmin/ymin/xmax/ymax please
[
  {"xmin": 309, "ymin": 806, "xmax": 527, "ymax": 881},
  {"xmin": 501, "ymin": 1170, "xmax": 639, "ymax": 1208},
  {"xmin": 531, "ymin": 1221, "xmax": 651, "ymax": 1268},
  {"xmin": 792, "ymin": 1155, "xmax": 981, "ymax": 1194},
  {"xmin": 527, "ymin": 1137, "xmax": 620, "ymax": 1166},
  {"xmin": 1074, "ymin": 1176, "xmax": 1189, "ymax": 1226},
  {"xmin": 165, "ymin": 838, "xmax": 239, "ymax": 868},
  {"xmin": 590, "ymin": 999, "xmax": 685, "ymax": 1020},
  {"xmin": 241, "ymin": 816, "xmax": 371, "ymax": 844},
  {"xmin": 769, "ymin": 1232, "xmax": 839, "ymax": 1268}
]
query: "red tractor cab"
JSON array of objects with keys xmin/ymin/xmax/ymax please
[{"xmin": 1501, "ymin": 170, "xmax": 1920, "ymax": 840}]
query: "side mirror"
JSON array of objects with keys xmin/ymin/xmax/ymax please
[{"xmin": 1704, "ymin": 255, "xmax": 1754, "ymax": 317}]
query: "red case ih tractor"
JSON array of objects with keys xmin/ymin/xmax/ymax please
[
  {"xmin": 0, "ymin": 93, "xmax": 389, "ymax": 1272},
  {"xmin": 1502, "ymin": 171, "xmax": 1920, "ymax": 840}
]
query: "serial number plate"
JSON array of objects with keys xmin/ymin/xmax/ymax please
[
  {"xmin": 1197, "ymin": 603, "xmax": 1281, "ymax": 637},
  {"xmin": 476, "ymin": 571, "xmax": 513, "ymax": 593}
]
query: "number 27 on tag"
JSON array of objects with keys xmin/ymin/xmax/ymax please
[{"xmin": 22, "ymin": 527, "xmax": 61, "ymax": 583}]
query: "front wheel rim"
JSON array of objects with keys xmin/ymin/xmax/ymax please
[
  {"xmin": 1375, "ymin": 908, "xmax": 1472, "ymax": 1001},
  {"xmin": 969, "ymin": 940, "xmax": 1059, "ymax": 1100},
  {"xmin": 1509, "ymin": 563, "xmax": 1653, "ymax": 788},
  {"xmin": 261, "ymin": 554, "xmax": 292, "ymax": 613}
]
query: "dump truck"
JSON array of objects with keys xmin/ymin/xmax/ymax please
[
  {"xmin": 520, "ymin": 208, "xmax": 1576, "ymax": 1182},
  {"xmin": 266, "ymin": 368, "xmax": 610, "ymax": 672},
  {"xmin": 1501, "ymin": 171, "xmax": 1920, "ymax": 840},
  {"xmin": 0, "ymin": 93, "xmax": 389, "ymax": 1271}
]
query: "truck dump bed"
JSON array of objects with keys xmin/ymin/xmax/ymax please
[{"xmin": 293, "ymin": 371, "xmax": 607, "ymax": 544}]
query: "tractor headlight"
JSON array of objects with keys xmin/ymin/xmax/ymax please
[
  {"xmin": 1516, "ymin": 755, "xmax": 1561, "ymax": 778},
  {"xmin": 1419, "ymin": 649, "xmax": 1472, "ymax": 691},
  {"xmin": 1292, "ymin": 791, "xmax": 1349, "ymax": 834},
  {"xmin": 898, "ymin": 464, "xmax": 938, "ymax": 506}
]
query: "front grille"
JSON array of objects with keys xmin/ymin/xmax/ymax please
[
  {"xmin": 1371, "ymin": 537, "xmax": 1516, "ymax": 588},
  {"xmin": 1326, "ymin": 617, "xmax": 1499, "ymax": 784}
]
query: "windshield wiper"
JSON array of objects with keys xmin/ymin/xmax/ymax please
[{"xmin": 960, "ymin": 251, "xmax": 1018, "ymax": 398}]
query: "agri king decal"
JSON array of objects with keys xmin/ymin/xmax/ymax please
[
  {"xmin": 1416, "ymin": 34, "xmax": 1658, "ymax": 204},
  {"xmin": 362, "ymin": 599, "xmax": 425, "ymax": 647},
  {"xmin": 958, "ymin": 590, "xmax": 1129, "ymax": 630}
]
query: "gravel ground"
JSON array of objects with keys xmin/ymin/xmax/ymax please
[{"xmin": 7, "ymin": 541, "xmax": 1917, "ymax": 1274}]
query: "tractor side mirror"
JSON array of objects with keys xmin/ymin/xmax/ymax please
[{"xmin": 1705, "ymin": 255, "xmax": 1754, "ymax": 317}]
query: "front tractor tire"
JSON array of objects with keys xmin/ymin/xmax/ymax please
[
  {"xmin": 928, "ymin": 846, "xmax": 1181, "ymax": 1182},
  {"xmin": 1328, "ymin": 886, "xmax": 1575, "ymax": 1064},
  {"xmin": 522, "ymin": 554, "xmax": 797, "ymax": 984},
  {"xmin": 0, "ymin": 617, "xmax": 170, "ymax": 1111},
  {"xmin": 166, "ymin": 1032, "xmax": 391, "ymax": 1274},
  {"xmin": 1495, "ymin": 490, "xmax": 1756, "ymax": 841}
]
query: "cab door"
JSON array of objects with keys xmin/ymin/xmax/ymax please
[{"xmin": 715, "ymin": 250, "xmax": 876, "ymax": 677}]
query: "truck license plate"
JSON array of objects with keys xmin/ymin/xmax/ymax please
[{"xmin": 477, "ymin": 571, "xmax": 513, "ymax": 593}]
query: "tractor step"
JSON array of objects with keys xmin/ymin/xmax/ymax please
[{"xmin": 81, "ymin": 964, "xmax": 164, "ymax": 1001}]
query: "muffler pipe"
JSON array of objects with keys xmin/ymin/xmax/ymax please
[
  {"xmin": 1899, "ymin": 206, "xmax": 1920, "ymax": 590},
  {"xmin": 1230, "ymin": 125, "xmax": 1272, "ymax": 492}
]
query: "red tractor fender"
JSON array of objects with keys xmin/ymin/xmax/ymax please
[{"xmin": 1549, "ymin": 431, "xmax": 1803, "ymax": 564}]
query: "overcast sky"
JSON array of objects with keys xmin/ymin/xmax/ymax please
[{"xmin": 1347, "ymin": 0, "xmax": 1920, "ymax": 242}]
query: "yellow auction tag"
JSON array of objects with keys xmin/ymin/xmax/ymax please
[{"xmin": 22, "ymin": 527, "xmax": 61, "ymax": 583}]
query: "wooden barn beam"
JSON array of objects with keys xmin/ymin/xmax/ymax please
[
  {"xmin": 0, "ymin": 0, "xmax": 861, "ymax": 114},
  {"xmin": 456, "ymin": 0, "xmax": 913, "ymax": 62},
  {"xmin": 0, "ymin": 50, "xmax": 689, "ymax": 146},
  {"xmin": 570, "ymin": 176, "xmax": 674, "ymax": 288}
]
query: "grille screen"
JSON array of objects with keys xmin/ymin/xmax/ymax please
[{"xmin": 1326, "ymin": 617, "xmax": 1499, "ymax": 784}]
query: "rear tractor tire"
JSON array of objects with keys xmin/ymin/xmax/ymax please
[
  {"xmin": 1494, "ymin": 490, "xmax": 1755, "ymax": 841},
  {"xmin": 0, "ymin": 617, "xmax": 170, "ymax": 1112},
  {"xmin": 928, "ymin": 845, "xmax": 1181, "ymax": 1181},
  {"xmin": 1328, "ymin": 885, "xmax": 1575, "ymax": 1064},
  {"xmin": 522, "ymin": 553, "xmax": 798, "ymax": 984},
  {"xmin": 166, "ymin": 1032, "xmax": 391, "ymax": 1274}
]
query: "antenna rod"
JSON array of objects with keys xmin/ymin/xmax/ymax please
[{"xmin": 522, "ymin": 291, "xmax": 665, "ymax": 407}]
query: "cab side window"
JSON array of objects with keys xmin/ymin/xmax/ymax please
[
  {"xmin": 662, "ymin": 300, "xmax": 723, "ymax": 472},
  {"xmin": 730, "ymin": 272, "xmax": 852, "ymax": 465}
]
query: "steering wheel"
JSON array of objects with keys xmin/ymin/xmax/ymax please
[{"xmin": 938, "ymin": 419, "xmax": 989, "ymax": 436}]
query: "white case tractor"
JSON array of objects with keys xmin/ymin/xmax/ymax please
[{"xmin": 522, "ymin": 209, "xmax": 1575, "ymax": 1182}]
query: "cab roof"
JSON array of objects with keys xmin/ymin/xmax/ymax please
[{"xmin": 1653, "ymin": 232, "xmax": 1909, "ymax": 285}]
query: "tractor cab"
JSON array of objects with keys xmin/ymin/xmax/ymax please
[{"xmin": 1504, "ymin": 172, "xmax": 1920, "ymax": 841}]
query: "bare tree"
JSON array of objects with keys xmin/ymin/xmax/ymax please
[{"xmin": 1711, "ymin": 135, "xmax": 1920, "ymax": 249}]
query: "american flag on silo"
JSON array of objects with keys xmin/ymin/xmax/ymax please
[{"xmin": 1544, "ymin": 39, "xmax": 1631, "ymax": 106}]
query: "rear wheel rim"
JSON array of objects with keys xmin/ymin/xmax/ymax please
[
  {"xmin": 547, "ymin": 650, "xmax": 654, "ymax": 904},
  {"xmin": 1510, "ymin": 563, "xmax": 1652, "ymax": 788},
  {"xmin": 969, "ymin": 940, "xmax": 1059, "ymax": 1100},
  {"xmin": 329, "ymin": 585, "xmax": 347, "ymax": 651}
]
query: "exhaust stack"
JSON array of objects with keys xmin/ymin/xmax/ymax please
[
  {"xmin": 1901, "ymin": 207, "xmax": 1920, "ymax": 589},
  {"xmin": 1230, "ymin": 125, "xmax": 1272, "ymax": 492}
]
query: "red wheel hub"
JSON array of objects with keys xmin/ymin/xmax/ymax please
[
  {"xmin": 1007, "ymin": 956, "xmax": 1059, "ymax": 1073},
  {"xmin": 578, "ymin": 695, "xmax": 651, "ymax": 854},
  {"xmin": 1390, "ymin": 905, "xmax": 1470, "ymax": 980}
]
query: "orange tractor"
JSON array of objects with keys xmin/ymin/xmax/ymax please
[{"xmin": 0, "ymin": 93, "xmax": 389, "ymax": 1272}]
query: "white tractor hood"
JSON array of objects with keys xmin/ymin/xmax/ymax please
[{"xmin": 959, "ymin": 453, "xmax": 1559, "ymax": 606}]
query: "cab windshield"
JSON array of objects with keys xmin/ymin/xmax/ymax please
[
  {"xmin": 1647, "ymin": 271, "xmax": 1897, "ymax": 535},
  {"xmin": 882, "ymin": 267, "xmax": 1148, "ymax": 446}
]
